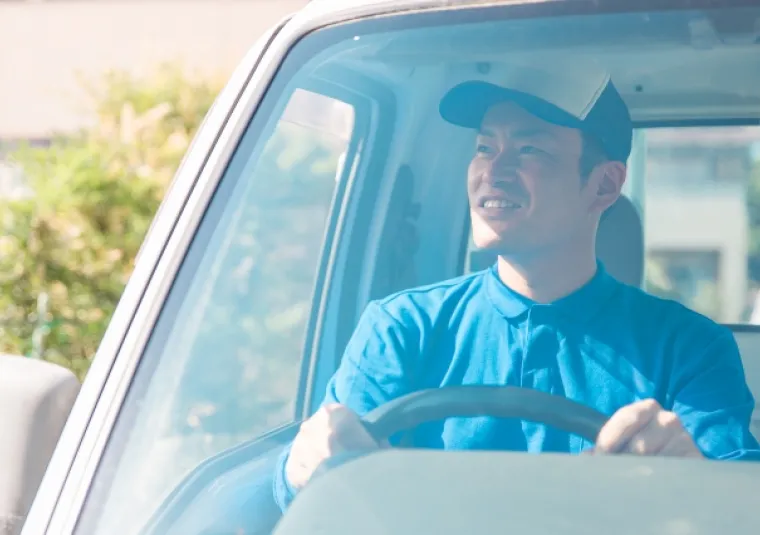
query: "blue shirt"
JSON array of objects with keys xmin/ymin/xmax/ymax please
[{"xmin": 273, "ymin": 263, "xmax": 760, "ymax": 510}]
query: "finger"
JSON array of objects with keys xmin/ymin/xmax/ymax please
[
  {"xmin": 330, "ymin": 420, "xmax": 380, "ymax": 450},
  {"xmin": 319, "ymin": 404, "xmax": 364, "ymax": 432},
  {"xmin": 288, "ymin": 410, "xmax": 346, "ymax": 482},
  {"xmin": 657, "ymin": 428, "xmax": 705, "ymax": 458},
  {"xmin": 286, "ymin": 445, "xmax": 318, "ymax": 489},
  {"xmin": 626, "ymin": 411, "xmax": 696, "ymax": 456},
  {"xmin": 595, "ymin": 399, "xmax": 661, "ymax": 454},
  {"xmin": 310, "ymin": 404, "xmax": 358, "ymax": 436},
  {"xmin": 288, "ymin": 432, "xmax": 349, "ymax": 488},
  {"xmin": 623, "ymin": 412, "xmax": 676, "ymax": 455},
  {"xmin": 312, "ymin": 405, "xmax": 380, "ymax": 450},
  {"xmin": 658, "ymin": 435, "xmax": 701, "ymax": 457},
  {"xmin": 290, "ymin": 424, "xmax": 330, "ymax": 461}
]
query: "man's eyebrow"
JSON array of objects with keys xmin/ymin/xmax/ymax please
[
  {"xmin": 477, "ymin": 126, "xmax": 558, "ymax": 141},
  {"xmin": 511, "ymin": 127, "xmax": 557, "ymax": 141},
  {"xmin": 477, "ymin": 127, "xmax": 497, "ymax": 138}
]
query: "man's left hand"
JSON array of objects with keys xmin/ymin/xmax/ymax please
[{"xmin": 591, "ymin": 399, "xmax": 704, "ymax": 458}]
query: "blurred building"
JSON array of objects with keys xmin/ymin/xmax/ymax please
[{"xmin": 644, "ymin": 126, "xmax": 760, "ymax": 324}]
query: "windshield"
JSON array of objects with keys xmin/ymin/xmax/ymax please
[{"xmin": 75, "ymin": 3, "xmax": 760, "ymax": 534}]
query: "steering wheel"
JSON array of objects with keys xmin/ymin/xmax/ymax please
[
  {"xmin": 311, "ymin": 386, "xmax": 609, "ymax": 480},
  {"xmin": 361, "ymin": 385, "xmax": 609, "ymax": 443}
]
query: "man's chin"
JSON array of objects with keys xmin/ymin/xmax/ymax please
[
  {"xmin": 471, "ymin": 217, "xmax": 523, "ymax": 248},
  {"xmin": 472, "ymin": 236, "xmax": 525, "ymax": 254}
]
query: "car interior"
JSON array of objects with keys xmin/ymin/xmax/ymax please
[
  {"xmin": 273, "ymin": 8, "xmax": 760, "ymax": 534},
  {"xmin": 128, "ymin": 5, "xmax": 760, "ymax": 535},
  {"xmin": 135, "ymin": 196, "xmax": 652, "ymax": 535},
  {"xmin": 331, "ymin": 7, "xmax": 760, "ymax": 434}
]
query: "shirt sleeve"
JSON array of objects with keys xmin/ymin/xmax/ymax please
[
  {"xmin": 669, "ymin": 330, "xmax": 760, "ymax": 460},
  {"xmin": 273, "ymin": 300, "xmax": 418, "ymax": 511}
]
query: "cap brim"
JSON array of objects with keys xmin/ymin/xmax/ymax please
[{"xmin": 439, "ymin": 81, "xmax": 583, "ymax": 131}]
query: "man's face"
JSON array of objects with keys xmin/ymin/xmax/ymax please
[{"xmin": 468, "ymin": 101, "xmax": 601, "ymax": 255}]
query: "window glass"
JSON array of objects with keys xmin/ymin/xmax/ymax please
[
  {"xmin": 78, "ymin": 88, "xmax": 356, "ymax": 534},
  {"xmin": 646, "ymin": 249, "xmax": 721, "ymax": 319},
  {"xmin": 643, "ymin": 126, "xmax": 760, "ymax": 324}
]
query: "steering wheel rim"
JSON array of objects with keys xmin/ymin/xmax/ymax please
[{"xmin": 360, "ymin": 386, "xmax": 610, "ymax": 444}]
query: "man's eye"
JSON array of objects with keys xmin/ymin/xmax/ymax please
[
  {"xmin": 476, "ymin": 144, "xmax": 495, "ymax": 155},
  {"xmin": 519, "ymin": 145, "xmax": 546, "ymax": 155}
]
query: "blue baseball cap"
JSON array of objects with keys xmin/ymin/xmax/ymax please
[{"xmin": 440, "ymin": 72, "xmax": 633, "ymax": 163}]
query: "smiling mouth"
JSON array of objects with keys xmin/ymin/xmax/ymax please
[{"xmin": 480, "ymin": 199, "xmax": 522, "ymax": 209}]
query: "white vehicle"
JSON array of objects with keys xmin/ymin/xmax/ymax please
[{"xmin": 2, "ymin": 1, "xmax": 760, "ymax": 534}]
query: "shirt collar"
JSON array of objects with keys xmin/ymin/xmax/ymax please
[{"xmin": 485, "ymin": 260, "xmax": 619, "ymax": 322}]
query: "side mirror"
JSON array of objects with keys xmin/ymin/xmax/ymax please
[{"xmin": 0, "ymin": 355, "xmax": 79, "ymax": 535}]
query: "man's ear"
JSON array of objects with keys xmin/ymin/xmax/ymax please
[{"xmin": 588, "ymin": 161, "xmax": 626, "ymax": 214}]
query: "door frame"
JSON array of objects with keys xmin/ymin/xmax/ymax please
[{"xmin": 296, "ymin": 68, "xmax": 399, "ymax": 417}]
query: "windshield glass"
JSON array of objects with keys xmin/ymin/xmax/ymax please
[{"xmin": 76, "ymin": 3, "xmax": 760, "ymax": 534}]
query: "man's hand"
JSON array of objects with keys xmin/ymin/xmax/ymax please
[
  {"xmin": 285, "ymin": 404, "xmax": 386, "ymax": 490},
  {"xmin": 591, "ymin": 399, "xmax": 703, "ymax": 458}
]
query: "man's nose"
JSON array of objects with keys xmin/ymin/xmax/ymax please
[{"xmin": 485, "ymin": 149, "xmax": 519, "ymax": 182}]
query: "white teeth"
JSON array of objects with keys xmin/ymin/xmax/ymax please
[{"xmin": 484, "ymin": 200, "xmax": 519, "ymax": 209}]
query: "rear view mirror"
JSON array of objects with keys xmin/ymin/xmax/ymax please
[{"xmin": 0, "ymin": 355, "xmax": 79, "ymax": 535}]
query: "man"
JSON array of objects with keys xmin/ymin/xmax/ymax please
[{"xmin": 273, "ymin": 74, "xmax": 760, "ymax": 511}]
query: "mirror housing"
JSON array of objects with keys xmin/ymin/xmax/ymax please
[{"xmin": 0, "ymin": 355, "xmax": 79, "ymax": 535}]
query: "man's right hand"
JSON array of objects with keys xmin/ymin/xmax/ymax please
[{"xmin": 284, "ymin": 403, "xmax": 386, "ymax": 490}]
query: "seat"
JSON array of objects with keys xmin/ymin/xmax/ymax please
[
  {"xmin": 468, "ymin": 195, "xmax": 645, "ymax": 287},
  {"xmin": 732, "ymin": 332, "xmax": 760, "ymax": 439},
  {"xmin": 0, "ymin": 355, "xmax": 80, "ymax": 535},
  {"xmin": 594, "ymin": 195, "xmax": 644, "ymax": 287}
]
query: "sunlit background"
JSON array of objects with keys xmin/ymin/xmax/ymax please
[{"xmin": 0, "ymin": 0, "xmax": 308, "ymax": 374}]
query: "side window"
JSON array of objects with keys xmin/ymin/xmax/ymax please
[
  {"xmin": 168, "ymin": 89, "xmax": 355, "ymax": 439},
  {"xmin": 80, "ymin": 87, "xmax": 360, "ymax": 533},
  {"xmin": 643, "ymin": 126, "xmax": 760, "ymax": 324}
]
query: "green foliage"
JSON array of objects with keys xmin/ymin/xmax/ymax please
[{"xmin": 0, "ymin": 65, "xmax": 223, "ymax": 379}]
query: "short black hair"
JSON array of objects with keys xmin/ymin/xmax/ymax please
[{"xmin": 580, "ymin": 131, "xmax": 610, "ymax": 179}]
